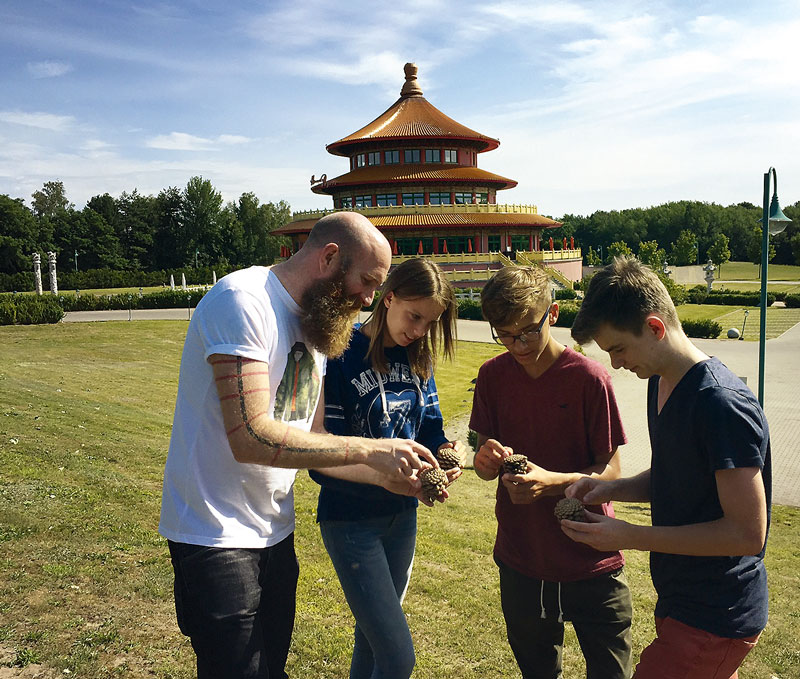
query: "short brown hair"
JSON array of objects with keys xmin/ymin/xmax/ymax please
[
  {"xmin": 366, "ymin": 258, "xmax": 457, "ymax": 380},
  {"xmin": 480, "ymin": 265, "xmax": 550, "ymax": 328},
  {"xmin": 571, "ymin": 257, "xmax": 680, "ymax": 344}
]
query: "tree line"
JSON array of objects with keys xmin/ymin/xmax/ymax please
[
  {"xmin": 549, "ymin": 199, "xmax": 800, "ymax": 268},
  {"xmin": 2, "ymin": 178, "xmax": 799, "ymax": 277},
  {"xmin": 0, "ymin": 177, "xmax": 290, "ymax": 275}
]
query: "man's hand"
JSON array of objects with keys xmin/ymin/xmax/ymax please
[
  {"xmin": 474, "ymin": 438, "xmax": 511, "ymax": 480},
  {"xmin": 501, "ymin": 461, "xmax": 556, "ymax": 504},
  {"xmin": 366, "ymin": 438, "xmax": 438, "ymax": 481},
  {"xmin": 560, "ymin": 512, "xmax": 634, "ymax": 552}
]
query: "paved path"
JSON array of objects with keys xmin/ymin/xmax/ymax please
[{"xmin": 64, "ymin": 310, "xmax": 800, "ymax": 507}]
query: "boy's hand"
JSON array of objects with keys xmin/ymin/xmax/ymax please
[
  {"xmin": 474, "ymin": 438, "xmax": 511, "ymax": 480},
  {"xmin": 501, "ymin": 462, "xmax": 555, "ymax": 503},
  {"xmin": 565, "ymin": 477, "xmax": 612, "ymax": 505},
  {"xmin": 560, "ymin": 512, "xmax": 632, "ymax": 552}
]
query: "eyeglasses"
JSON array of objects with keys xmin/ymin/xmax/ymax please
[{"xmin": 491, "ymin": 305, "xmax": 552, "ymax": 346}]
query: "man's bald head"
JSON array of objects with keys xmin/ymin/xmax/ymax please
[{"xmin": 303, "ymin": 211, "xmax": 390, "ymax": 264}]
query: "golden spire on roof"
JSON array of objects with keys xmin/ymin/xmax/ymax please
[{"xmin": 400, "ymin": 62, "xmax": 423, "ymax": 98}]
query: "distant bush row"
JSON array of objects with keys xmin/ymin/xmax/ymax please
[
  {"xmin": 0, "ymin": 289, "xmax": 207, "ymax": 324},
  {"xmin": 0, "ymin": 266, "xmax": 230, "ymax": 293},
  {"xmin": 687, "ymin": 286, "xmax": 776, "ymax": 307},
  {"xmin": 0, "ymin": 294, "xmax": 64, "ymax": 325}
]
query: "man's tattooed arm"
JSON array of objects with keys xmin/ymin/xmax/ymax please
[{"xmin": 210, "ymin": 354, "xmax": 437, "ymax": 476}]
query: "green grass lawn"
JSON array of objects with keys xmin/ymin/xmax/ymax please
[
  {"xmin": 0, "ymin": 322, "xmax": 797, "ymax": 678},
  {"xmin": 716, "ymin": 261, "xmax": 800, "ymax": 282}
]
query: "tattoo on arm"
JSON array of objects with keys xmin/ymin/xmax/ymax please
[{"xmin": 228, "ymin": 356, "xmax": 341, "ymax": 463}]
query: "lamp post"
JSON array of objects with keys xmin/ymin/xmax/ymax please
[{"xmin": 757, "ymin": 167, "xmax": 792, "ymax": 406}]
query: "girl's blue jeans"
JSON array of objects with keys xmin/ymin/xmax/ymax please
[{"xmin": 320, "ymin": 507, "xmax": 417, "ymax": 679}]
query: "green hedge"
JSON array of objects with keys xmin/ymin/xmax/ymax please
[
  {"xmin": 55, "ymin": 289, "xmax": 209, "ymax": 312},
  {"xmin": 457, "ymin": 299, "xmax": 484, "ymax": 320},
  {"xmin": 687, "ymin": 287, "xmax": 775, "ymax": 307},
  {"xmin": 554, "ymin": 302, "xmax": 580, "ymax": 328},
  {"xmin": 681, "ymin": 318, "xmax": 723, "ymax": 339},
  {"xmin": 0, "ymin": 266, "xmax": 231, "ymax": 293},
  {"xmin": 0, "ymin": 294, "xmax": 64, "ymax": 325},
  {"xmin": 785, "ymin": 294, "xmax": 800, "ymax": 308},
  {"xmin": 554, "ymin": 288, "xmax": 578, "ymax": 300}
]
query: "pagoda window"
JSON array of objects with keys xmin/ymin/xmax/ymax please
[
  {"xmin": 425, "ymin": 149, "xmax": 441, "ymax": 163},
  {"xmin": 454, "ymin": 192, "xmax": 473, "ymax": 204},
  {"xmin": 444, "ymin": 149, "xmax": 457, "ymax": 163},
  {"xmin": 354, "ymin": 153, "xmax": 366, "ymax": 168},
  {"xmin": 376, "ymin": 193, "xmax": 398, "ymax": 207},
  {"xmin": 511, "ymin": 235, "xmax": 528, "ymax": 251},
  {"xmin": 340, "ymin": 196, "xmax": 353, "ymax": 208},
  {"xmin": 404, "ymin": 149, "xmax": 420, "ymax": 163},
  {"xmin": 385, "ymin": 150, "xmax": 400, "ymax": 164},
  {"xmin": 428, "ymin": 192, "xmax": 451, "ymax": 205},
  {"xmin": 355, "ymin": 195, "xmax": 373, "ymax": 207},
  {"xmin": 402, "ymin": 193, "xmax": 424, "ymax": 205},
  {"xmin": 475, "ymin": 192, "xmax": 488, "ymax": 204},
  {"xmin": 488, "ymin": 235, "xmax": 501, "ymax": 251},
  {"xmin": 368, "ymin": 151, "xmax": 381, "ymax": 166}
]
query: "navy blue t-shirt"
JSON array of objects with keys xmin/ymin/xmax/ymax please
[
  {"xmin": 309, "ymin": 328, "xmax": 448, "ymax": 522},
  {"xmin": 647, "ymin": 357, "xmax": 771, "ymax": 638}
]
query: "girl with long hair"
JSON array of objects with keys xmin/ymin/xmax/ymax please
[{"xmin": 310, "ymin": 257, "xmax": 463, "ymax": 679}]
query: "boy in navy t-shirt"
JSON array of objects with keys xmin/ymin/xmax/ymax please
[{"xmin": 565, "ymin": 257, "xmax": 770, "ymax": 678}]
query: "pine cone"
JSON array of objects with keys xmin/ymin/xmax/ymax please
[
  {"xmin": 554, "ymin": 497, "xmax": 586, "ymax": 522},
  {"xmin": 420, "ymin": 467, "xmax": 448, "ymax": 502},
  {"xmin": 436, "ymin": 447, "xmax": 462, "ymax": 471},
  {"xmin": 503, "ymin": 454, "xmax": 528, "ymax": 475}
]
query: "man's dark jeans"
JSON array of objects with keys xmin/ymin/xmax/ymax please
[{"xmin": 168, "ymin": 534, "xmax": 299, "ymax": 679}]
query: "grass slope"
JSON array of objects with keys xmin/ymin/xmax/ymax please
[{"xmin": 0, "ymin": 322, "xmax": 797, "ymax": 677}]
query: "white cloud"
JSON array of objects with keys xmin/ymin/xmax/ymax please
[
  {"xmin": 27, "ymin": 60, "xmax": 73, "ymax": 78},
  {"xmin": 145, "ymin": 132, "xmax": 254, "ymax": 151},
  {"xmin": 0, "ymin": 111, "xmax": 75, "ymax": 131},
  {"xmin": 145, "ymin": 132, "xmax": 215, "ymax": 151},
  {"xmin": 217, "ymin": 134, "xmax": 252, "ymax": 145}
]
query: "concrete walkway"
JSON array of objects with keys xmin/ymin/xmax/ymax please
[{"xmin": 64, "ymin": 309, "xmax": 800, "ymax": 507}]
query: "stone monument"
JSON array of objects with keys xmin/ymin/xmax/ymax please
[
  {"xmin": 47, "ymin": 251, "xmax": 58, "ymax": 295},
  {"xmin": 33, "ymin": 253, "xmax": 42, "ymax": 295}
]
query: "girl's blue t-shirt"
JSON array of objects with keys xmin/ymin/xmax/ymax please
[{"xmin": 309, "ymin": 328, "xmax": 448, "ymax": 521}]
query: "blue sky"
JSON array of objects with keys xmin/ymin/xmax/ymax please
[{"xmin": 1, "ymin": 0, "xmax": 798, "ymax": 218}]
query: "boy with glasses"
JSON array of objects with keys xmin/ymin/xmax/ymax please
[{"xmin": 470, "ymin": 265, "xmax": 633, "ymax": 679}]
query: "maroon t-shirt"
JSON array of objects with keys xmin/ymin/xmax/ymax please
[{"xmin": 469, "ymin": 347, "xmax": 627, "ymax": 582}]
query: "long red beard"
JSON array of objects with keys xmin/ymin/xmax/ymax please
[{"xmin": 300, "ymin": 273, "xmax": 362, "ymax": 358}]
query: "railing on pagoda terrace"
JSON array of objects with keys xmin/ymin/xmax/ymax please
[{"xmin": 289, "ymin": 203, "xmax": 544, "ymax": 221}]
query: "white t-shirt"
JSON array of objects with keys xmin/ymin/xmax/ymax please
[{"xmin": 159, "ymin": 266, "xmax": 325, "ymax": 548}]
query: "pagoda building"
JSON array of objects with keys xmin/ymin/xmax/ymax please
[{"xmin": 275, "ymin": 63, "xmax": 582, "ymax": 285}]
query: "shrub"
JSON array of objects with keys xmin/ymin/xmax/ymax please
[
  {"xmin": 687, "ymin": 285, "xmax": 709, "ymax": 304},
  {"xmin": 0, "ymin": 294, "xmax": 64, "ymax": 325},
  {"xmin": 457, "ymin": 299, "xmax": 484, "ymax": 320},
  {"xmin": 681, "ymin": 319, "xmax": 722, "ymax": 339},
  {"xmin": 554, "ymin": 288, "xmax": 578, "ymax": 300},
  {"xmin": 554, "ymin": 302, "xmax": 580, "ymax": 328},
  {"xmin": 785, "ymin": 294, "xmax": 800, "ymax": 308}
]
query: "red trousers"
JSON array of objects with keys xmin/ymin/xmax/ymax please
[{"xmin": 633, "ymin": 616, "xmax": 760, "ymax": 679}]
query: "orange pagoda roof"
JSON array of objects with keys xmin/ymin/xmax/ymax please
[
  {"xmin": 274, "ymin": 211, "xmax": 560, "ymax": 236},
  {"xmin": 311, "ymin": 164, "xmax": 517, "ymax": 194},
  {"xmin": 326, "ymin": 63, "xmax": 499, "ymax": 156}
]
